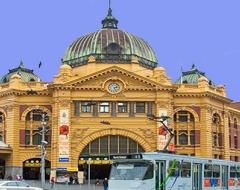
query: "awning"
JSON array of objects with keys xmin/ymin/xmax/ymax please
[{"xmin": 0, "ymin": 141, "xmax": 12, "ymax": 154}]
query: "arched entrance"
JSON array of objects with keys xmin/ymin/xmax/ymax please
[
  {"xmin": 23, "ymin": 158, "xmax": 51, "ymax": 180},
  {"xmin": 78, "ymin": 135, "xmax": 145, "ymax": 179},
  {"xmin": 0, "ymin": 159, "xmax": 5, "ymax": 180}
]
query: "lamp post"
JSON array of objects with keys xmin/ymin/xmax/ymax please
[
  {"xmin": 88, "ymin": 158, "xmax": 91, "ymax": 190},
  {"xmin": 39, "ymin": 112, "xmax": 50, "ymax": 190}
]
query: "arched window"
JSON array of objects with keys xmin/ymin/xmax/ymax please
[
  {"xmin": 174, "ymin": 111, "xmax": 194, "ymax": 122},
  {"xmin": 24, "ymin": 110, "xmax": 50, "ymax": 145},
  {"xmin": 26, "ymin": 110, "xmax": 46, "ymax": 121},
  {"xmin": 0, "ymin": 112, "xmax": 3, "ymax": 123},
  {"xmin": 81, "ymin": 135, "xmax": 144, "ymax": 154}
]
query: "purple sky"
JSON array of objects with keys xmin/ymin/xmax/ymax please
[{"xmin": 0, "ymin": 0, "xmax": 239, "ymax": 102}]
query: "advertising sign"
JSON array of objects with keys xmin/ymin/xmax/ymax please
[{"xmin": 59, "ymin": 109, "xmax": 69, "ymax": 161}]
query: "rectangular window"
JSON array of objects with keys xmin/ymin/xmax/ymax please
[
  {"xmin": 25, "ymin": 130, "xmax": 30, "ymax": 145},
  {"xmin": 118, "ymin": 102, "xmax": 127, "ymax": 113},
  {"xmin": 129, "ymin": 139, "xmax": 137, "ymax": 153},
  {"xmin": 230, "ymin": 166, "xmax": 236, "ymax": 178},
  {"xmin": 136, "ymin": 102, "xmax": 145, "ymax": 113},
  {"xmin": 119, "ymin": 136, "xmax": 127, "ymax": 153},
  {"xmin": 100, "ymin": 136, "xmax": 108, "ymax": 153},
  {"xmin": 91, "ymin": 139, "xmax": 98, "ymax": 153},
  {"xmin": 212, "ymin": 165, "xmax": 220, "ymax": 177},
  {"xmin": 100, "ymin": 102, "xmax": 110, "ymax": 113},
  {"xmin": 181, "ymin": 162, "xmax": 191, "ymax": 178},
  {"xmin": 190, "ymin": 130, "xmax": 195, "ymax": 145},
  {"xmin": 81, "ymin": 102, "xmax": 91, "ymax": 113},
  {"xmin": 204, "ymin": 164, "xmax": 212, "ymax": 178},
  {"xmin": 110, "ymin": 136, "xmax": 118, "ymax": 153},
  {"xmin": 234, "ymin": 136, "xmax": 238, "ymax": 148},
  {"xmin": 169, "ymin": 160, "xmax": 180, "ymax": 177}
]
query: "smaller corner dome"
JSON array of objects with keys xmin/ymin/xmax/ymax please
[
  {"xmin": 0, "ymin": 60, "xmax": 42, "ymax": 84},
  {"xmin": 174, "ymin": 63, "xmax": 215, "ymax": 86}
]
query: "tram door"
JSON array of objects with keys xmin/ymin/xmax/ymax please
[
  {"xmin": 193, "ymin": 163, "xmax": 202, "ymax": 190},
  {"xmin": 156, "ymin": 161, "xmax": 166, "ymax": 190},
  {"xmin": 221, "ymin": 165, "xmax": 228, "ymax": 190}
]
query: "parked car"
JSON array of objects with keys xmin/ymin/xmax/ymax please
[{"xmin": 0, "ymin": 181, "xmax": 43, "ymax": 190}]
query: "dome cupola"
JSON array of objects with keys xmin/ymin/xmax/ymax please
[
  {"xmin": 62, "ymin": 3, "xmax": 158, "ymax": 70},
  {"xmin": 0, "ymin": 60, "xmax": 41, "ymax": 84},
  {"xmin": 174, "ymin": 63, "xmax": 215, "ymax": 86}
]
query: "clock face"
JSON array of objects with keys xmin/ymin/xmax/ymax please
[{"xmin": 108, "ymin": 83, "xmax": 120, "ymax": 93}]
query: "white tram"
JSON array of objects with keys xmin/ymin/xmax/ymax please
[{"xmin": 109, "ymin": 151, "xmax": 240, "ymax": 190}]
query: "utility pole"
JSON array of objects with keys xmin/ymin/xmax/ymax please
[
  {"xmin": 39, "ymin": 112, "xmax": 49, "ymax": 190},
  {"xmin": 88, "ymin": 158, "xmax": 91, "ymax": 190}
]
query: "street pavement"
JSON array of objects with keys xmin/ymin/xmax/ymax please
[{"xmin": 24, "ymin": 180, "xmax": 104, "ymax": 190}]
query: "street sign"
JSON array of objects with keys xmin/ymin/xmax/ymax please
[
  {"xmin": 59, "ymin": 158, "xmax": 69, "ymax": 162},
  {"xmin": 56, "ymin": 168, "xmax": 67, "ymax": 171}
]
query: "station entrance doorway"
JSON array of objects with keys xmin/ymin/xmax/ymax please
[
  {"xmin": 23, "ymin": 158, "xmax": 51, "ymax": 180},
  {"xmin": 78, "ymin": 135, "xmax": 145, "ymax": 180}
]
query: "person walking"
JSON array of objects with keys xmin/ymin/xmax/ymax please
[
  {"xmin": 50, "ymin": 177, "xmax": 55, "ymax": 189},
  {"xmin": 7, "ymin": 174, "xmax": 13, "ymax": 180},
  {"xmin": 103, "ymin": 178, "xmax": 108, "ymax": 190}
]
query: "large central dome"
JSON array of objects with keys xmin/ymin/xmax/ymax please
[{"xmin": 62, "ymin": 7, "xmax": 158, "ymax": 70}]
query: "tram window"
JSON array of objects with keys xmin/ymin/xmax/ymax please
[
  {"xmin": 204, "ymin": 164, "xmax": 212, "ymax": 177},
  {"xmin": 212, "ymin": 165, "xmax": 220, "ymax": 177},
  {"xmin": 181, "ymin": 162, "xmax": 191, "ymax": 178},
  {"xmin": 143, "ymin": 163, "xmax": 153, "ymax": 180},
  {"xmin": 237, "ymin": 166, "xmax": 240, "ymax": 178},
  {"xmin": 230, "ymin": 166, "xmax": 236, "ymax": 178},
  {"xmin": 169, "ymin": 161, "xmax": 180, "ymax": 177}
]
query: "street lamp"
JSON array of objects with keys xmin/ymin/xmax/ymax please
[{"xmin": 38, "ymin": 113, "xmax": 50, "ymax": 190}]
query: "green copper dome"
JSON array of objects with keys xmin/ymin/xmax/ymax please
[
  {"xmin": 174, "ymin": 64, "xmax": 215, "ymax": 86},
  {"xmin": 0, "ymin": 60, "xmax": 41, "ymax": 84},
  {"xmin": 62, "ymin": 7, "xmax": 158, "ymax": 70}
]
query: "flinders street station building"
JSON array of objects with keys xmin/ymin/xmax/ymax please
[{"xmin": 0, "ymin": 6, "xmax": 239, "ymax": 182}]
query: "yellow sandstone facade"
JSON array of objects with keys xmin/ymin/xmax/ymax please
[{"xmin": 0, "ymin": 5, "xmax": 239, "ymax": 181}]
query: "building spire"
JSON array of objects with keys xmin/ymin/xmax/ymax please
[
  {"xmin": 109, "ymin": 0, "xmax": 111, "ymax": 10},
  {"xmin": 102, "ymin": 0, "xmax": 118, "ymax": 29}
]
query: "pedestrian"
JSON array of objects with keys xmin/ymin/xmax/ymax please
[
  {"xmin": 95, "ymin": 178, "xmax": 100, "ymax": 185},
  {"xmin": 50, "ymin": 177, "xmax": 55, "ymax": 189},
  {"xmin": 7, "ymin": 174, "xmax": 13, "ymax": 180},
  {"xmin": 103, "ymin": 178, "xmax": 108, "ymax": 190},
  {"xmin": 15, "ymin": 174, "xmax": 20, "ymax": 180}
]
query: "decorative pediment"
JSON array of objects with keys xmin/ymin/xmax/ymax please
[{"xmin": 58, "ymin": 66, "xmax": 176, "ymax": 93}]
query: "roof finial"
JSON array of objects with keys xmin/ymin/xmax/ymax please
[
  {"xmin": 101, "ymin": 0, "xmax": 118, "ymax": 29},
  {"xmin": 191, "ymin": 61, "xmax": 195, "ymax": 70},
  {"xmin": 19, "ymin": 59, "xmax": 25, "ymax": 68},
  {"xmin": 109, "ymin": 0, "xmax": 111, "ymax": 10}
]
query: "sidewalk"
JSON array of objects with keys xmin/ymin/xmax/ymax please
[{"xmin": 25, "ymin": 180, "xmax": 104, "ymax": 190}]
